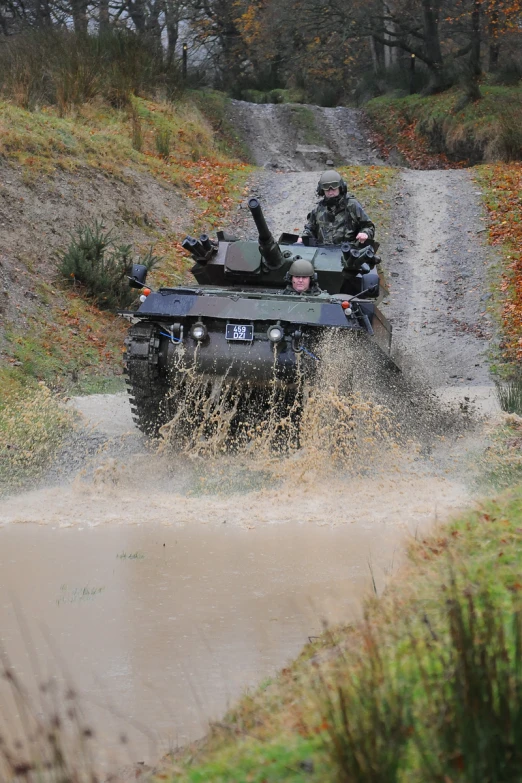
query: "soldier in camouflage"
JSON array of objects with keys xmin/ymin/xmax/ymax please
[
  {"xmin": 298, "ymin": 170, "xmax": 375, "ymax": 246},
  {"xmin": 284, "ymin": 258, "xmax": 322, "ymax": 295}
]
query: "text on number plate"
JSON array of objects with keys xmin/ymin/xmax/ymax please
[{"xmin": 225, "ymin": 324, "xmax": 253, "ymax": 341}]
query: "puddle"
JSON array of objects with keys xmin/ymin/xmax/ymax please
[{"xmin": 0, "ymin": 478, "xmax": 465, "ymax": 770}]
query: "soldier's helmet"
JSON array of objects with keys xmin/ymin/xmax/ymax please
[
  {"xmin": 288, "ymin": 258, "xmax": 315, "ymax": 277},
  {"xmin": 317, "ymin": 169, "xmax": 347, "ymax": 198}
]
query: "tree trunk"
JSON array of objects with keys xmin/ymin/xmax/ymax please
[
  {"xmin": 470, "ymin": 0, "xmax": 481, "ymax": 76},
  {"xmin": 35, "ymin": 0, "xmax": 52, "ymax": 28},
  {"xmin": 421, "ymin": 0, "xmax": 444, "ymax": 92},
  {"xmin": 99, "ymin": 0, "xmax": 110, "ymax": 35},
  {"xmin": 165, "ymin": 0, "xmax": 180, "ymax": 66},
  {"xmin": 127, "ymin": 0, "xmax": 147, "ymax": 34},
  {"xmin": 71, "ymin": 0, "xmax": 89, "ymax": 34},
  {"xmin": 466, "ymin": 0, "xmax": 482, "ymax": 100},
  {"xmin": 369, "ymin": 35, "xmax": 382, "ymax": 72},
  {"xmin": 383, "ymin": 0, "xmax": 397, "ymax": 68},
  {"xmin": 488, "ymin": 4, "xmax": 500, "ymax": 72}
]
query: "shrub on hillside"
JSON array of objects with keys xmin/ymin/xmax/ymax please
[
  {"xmin": 154, "ymin": 126, "xmax": 172, "ymax": 158},
  {"xmin": 58, "ymin": 221, "xmax": 160, "ymax": 310},
  {"xmin": 0, "ymin": 29, "xmax": 180, "ymax": 110},
  {"xmin": 320, "ymin": 578, "xmax": 522, "ymax": 781}
]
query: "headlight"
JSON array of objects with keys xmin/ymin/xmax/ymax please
[
  {"xmin": 267, "ymin": 324, "xmax": 284, "ymax": 343},
  {"xmin": 190, "ymin": 322, "xmax": 208, "ymax": 341}
]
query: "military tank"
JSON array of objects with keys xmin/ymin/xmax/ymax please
[{"xmin": 121, "ymin": 198, "xmax": 392, "ymax": 436}]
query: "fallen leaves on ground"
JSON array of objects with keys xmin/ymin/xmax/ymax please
[
  {"xmin": 476, "ymin": 163, "xmax": 522, "ymax": 363},
  {"xmin": 367, "ymin": 109, "xmax": 462, "ymax": 170}
]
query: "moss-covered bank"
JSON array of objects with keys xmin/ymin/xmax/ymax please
[{"xmin": 366, "ymin": 86, "xmax": 522, "ymax": 167}]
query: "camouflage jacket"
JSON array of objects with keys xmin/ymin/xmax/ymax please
[
  {"xmin": 283, "ymin": 282, "xmax": 323, "ymax": 296},
  {"xmin": 302, "ymin": 193, "xmax": 375, "ymax": 245}
]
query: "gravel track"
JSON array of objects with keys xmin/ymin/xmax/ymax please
[{"xmin": 228, "ymin": 101, "xmax": 383, "ymax": 170}]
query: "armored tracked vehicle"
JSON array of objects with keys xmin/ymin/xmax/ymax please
[{"xmin": 121, "ymin": 198, "xmax": 392, "ymax": 436}]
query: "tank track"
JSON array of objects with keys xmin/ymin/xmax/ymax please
[{"xmin": 124, "ymin": 322, "xmax": 171, "ymax": 436}]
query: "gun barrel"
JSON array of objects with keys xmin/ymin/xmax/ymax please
[
  {"xmin": 247, "ymin": 197, "xmax": 284, "ymax": 270},
  {"xmin": 248, "ymin": 197, "xmax": 272, "ymax": 243}
]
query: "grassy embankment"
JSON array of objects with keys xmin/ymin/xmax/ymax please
[{"xmin": 0, "ymin": 89, "xmax": 251, "ymax": 489}]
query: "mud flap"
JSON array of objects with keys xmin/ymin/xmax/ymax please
[{"xmin": 372, "ymin": 306, "xmax": 393, "ymax": 360}]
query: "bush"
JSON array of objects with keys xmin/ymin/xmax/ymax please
[
  {"xmin": 496, "ymin": 373, "xmax": 522, "ymax": 414},
  {"xmin": 495, "ymin": 107, "xmax": 522, "ymax": 161},
  {"xmin": 129, "ymin": 102, "xmax": 144, "ymax": 151},
  {"xmin": 154, "ymin": 126, "xmax": 171, "ymax": 158},
  {"xmin": 0, "ymin": 29, "xmax": 181, "ymax": 111},
  {"xmin": 58, "ymin": 220, "xmax": 160, "ymax": 310},
  {"xmin": 354, "ymin": 64, "xmax": 432, "ymax": 105},
  {"xmin": 188, "ymin": 88, "xmax": 252, "ymax": 160},
  {"xmin": 320, "ymin": 577, "xmax": 522, "ymax": 782},
  {"xmin": 493, "ymin": 58, "xmax": 522, "ymax": 86},
  {"xmin": 0, "ymin": 378, "xmax": 73, "ymax": 492}
]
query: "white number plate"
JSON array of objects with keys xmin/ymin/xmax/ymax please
[{"xmin": 226, "ymin": 324, "xmax": 253, "ymax": 341}]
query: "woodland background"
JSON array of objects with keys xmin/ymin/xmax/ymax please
[{"xmin": 1, "ymin": 0, "xmax": 521, "ymax": 107}]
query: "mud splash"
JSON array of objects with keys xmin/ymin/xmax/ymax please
[
  {"xmin": 0, "ymin": 337, "xmax": 485, "ymax": 773},
  {"xmin": 1, "ymin": 330, "xmax": 476, "ymax": 530}
]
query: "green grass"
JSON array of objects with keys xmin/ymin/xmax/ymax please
[
  {"xmin": 0, "ymin": 371, "xmax": 75, "ymax": 494},
  {"xmin": 478, "ymin": 417, "xmax": 522, "ymax": 490},
  {"xmin": 164, "ymin": 736, "xmax": 327, "ymax": 783},
  {"xmin": 287, "ymin": 105, "xmax": 322, "ymax": 145},
  {"xmin": 0, "ymin": 95, "xmax": 229, "ymax": 177},
  {"xmin": 70, "ymin": 375, "xmax": 126, "ymax": 395},
  {"xmin": 366, "ymin": 86, "xmax": 522, "ymax": 164},
  {"xmin": 3, "ymin": 295, "xmax": 128, "ymax": 387},
  {"xmin": 496, "ymin": 376, "xmax": 522, "ymax": 414},
  {"xmin": 188, "ymin": 88, "xmax": 252, "ymax": 162}
]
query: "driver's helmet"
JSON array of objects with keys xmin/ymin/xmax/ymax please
[
  {"xmin": 288, "ymin": 258, "xmax": 315, "ymax": 278},
  {"xmin": 317, "ymin": 169, "xmax": 347, "ymax": 198}
]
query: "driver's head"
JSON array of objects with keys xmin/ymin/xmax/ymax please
[
  {"xmin": 317, "ymin": 170, "xmax": 344, "ymax": 201},
  {"xmin": 292, "ymin": 275, "xmax": 311, "ymax": 292},
  {"xmin": 288, "ymin": 258, "xmax": 315, "ymax": 292}
]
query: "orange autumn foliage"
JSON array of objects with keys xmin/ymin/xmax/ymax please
[{"xmin": 479, "ymin": 163, "xmax": 522, "ymax": 362}]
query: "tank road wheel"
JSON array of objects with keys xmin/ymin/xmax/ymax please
[{"xmin": 124, "ymin": 323, "xmax": 171, "ymax": 437}]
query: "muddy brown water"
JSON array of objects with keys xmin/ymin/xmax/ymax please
[{"xmin": 0, "ymin": 430, "xmax": 471, "ymax": 771}]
